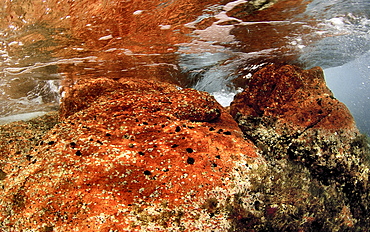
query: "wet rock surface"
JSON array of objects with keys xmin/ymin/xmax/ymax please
[
  {"xmin": 0, "ymin": 78, "xmax": 264, "ymax": 231},
  {"xmin": 0, "ymin": 112, "xmax": 59, "ymax": 178},
  {"xmin": 231, "ymin": 63, "xmax": 370, "ymax": 228},
  {"xmin": 0, "ymin": 66, "xmax": 369, "ymax": 231}
]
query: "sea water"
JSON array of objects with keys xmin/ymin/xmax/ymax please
[{"xmin": 0, "ymin": 0, "xmax": 369, "ymax": 136}]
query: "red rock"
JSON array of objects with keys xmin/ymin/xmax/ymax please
[
  {"xmin": 230, "ymin": 64, "xmax": 370, "ymax": 226},
  {"xmin": 0, "ymin": 78, "xmax": 264, "ymax": 231},
  {"xmin": 0, "ymin": 112, "xmax": 59, "ymax": 178},
  {"xmin": 1, "ymin": 68, "xmax": 369, "ymax": 231},
  {"xmin": 230, "ymin": 64, "xmax": 357, "ymax": 133}
]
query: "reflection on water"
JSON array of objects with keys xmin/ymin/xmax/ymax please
[{"xmin": 0, "ymin": 0, "xmax": 369, "ymax": 134}]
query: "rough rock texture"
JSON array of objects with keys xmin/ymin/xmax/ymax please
[
  {"xmin": 1, "ymin": 66, "xmax": 369, "ymax": 231},
  {"xmin": 0, "ymin": 78, "xmax": 265, "ymax": 231},
  {"xmin": 0, "ymin": 112, "xmax": 59, "ymax": 179},
  {"xmin": 230, "ymin": 64, "xmax": 370, "ymax": 228}
]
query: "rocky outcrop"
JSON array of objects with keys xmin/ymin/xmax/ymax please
[
  {"xmin": 0, "ymin": 65, "xmax": 369, "ymax": 231},
  {"xmin": 0, "ymin": 78, "xmax": 265, "ymax": 231},
  {"xmin": 230, "ymin": 63, "xmax": 370, "ymax": 228}
]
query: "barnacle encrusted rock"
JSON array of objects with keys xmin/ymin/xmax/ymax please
[
  {"xmin": 230, "ymin": 64, "xmax": 370, "ymax": 227},
  {"xmin": 0, "ymin": 112, "xmax": 59, "ymax": 178},
  {"xmin": 0, "ymin": 78, "xmax": 264, "ymax": 231},
  {"xmin": 60, "ymin": 78, "xmax": 222, "ymax": 122},
  {"xmin": 1, "ymin": 71, "xmax": 369, "ymax": 231}
]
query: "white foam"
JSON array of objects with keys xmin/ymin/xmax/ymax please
[
  {"xmin": 329, "ymin": 17, "xmax": 345, "ymax": 28},
  {"xmin": 211, "ymin": 90, "xmax": 236, "ymax": 107}
]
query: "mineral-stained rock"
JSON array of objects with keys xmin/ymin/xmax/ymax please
[
  {"xmin": 0, "ymin": 112, "xmax": 59, "ymax": 178},
  {"xmin": 0, "ymin": 78, "xmax": 265, "ymax": 231},
  {"xmin": 1, "ymin": 70, "xmax": 369, "ymax": 231},
  {"xmin": 230, "ymin": 63, "xmax": 370, "ymax": 227}
]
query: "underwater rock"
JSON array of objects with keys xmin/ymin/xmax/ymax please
[
  {"xmin": 0, "ymin": 78, "xmax": 265, "ymax": 231},
  {"xmin": 1, "ymin": 71, "xmax": 369, "ymax": 231},
  {"xmin": 0, "ymin": 112, "xmax": 59, "ymax": 178},
  {"xmin": 230, "ymin": 63, "xmax": 370, "ymax": 227}
]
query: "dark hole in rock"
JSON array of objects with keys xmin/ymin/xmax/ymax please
[
  {"xmin": 175, "ymin": 126, "xmax": 181, "ymax": 132},
  {"xmin": 43, "ymin": 226, "xmax": 54, "ymax": 232},
  {"xmin": 187, "ymin": 157, "xmax": 195, "ymax": 164},
  {"xmin": 106, "ymin": 133, "xmax": 111, "ymax": 137},
  {"xmin": 223, "ymin": 131, "xmax": 232, "ymax": 135},
  {"xmin": 211, "ymin": 163, "xmax": 218, "ymax": 167},
  {"xmin": 13, "ymin": 193, "xmax": 25, "ymax": 208},
  {"xmin": 89, "ymin": 138, "xmax": 94, "ymax": 141},
  {"xmin": 0, "ymin": 169, "xmax": 7, "ymax": 180},
  {"xmin": 161, "ymin": 125, "xmax": 166, "ymax": 128},
  {"xmin": 188, "ymin": 126, "xmax": 195, "ymax": 129},
  {"xmin": 70, "ymin": 142, "xmax": 76, "ymax": 147},
  {"xmin": 254, "ymin": 201, "xmax": 261, "ymax": 210},
  {"xmin": 76, "ymin": 150, "xmax": 82, "ymax": 156},
  {"xmin": 48, "ymin": 141, "xmax": 55, "ymax": 145},
  {"xmin": 186, "ymin": 148, "xmax": 194, "ymax": 153},
  {"xmin": 26, "ymin": 155, "xmax": 33, "ymax": 161},
  {"xmin": 138, "ymin": 151, "xmax": 145, "ymax": 156},
  {"xmin": 97, "ymin": 140, "xmax": 103, "ymax": 145},
  {"xmin": 217, "ymin": 129, "xmax": 223, "ymax": 134},
  {"xmin": 171, "ymin": 144, "xmax": 179, "ymax": 148},
  {"xmin": 209, "ymin": 127, "xmax": 216, "ymax": 131},
  {"xmin": 144, "ymin": 170, "xmax": 151, "ymax": 175},
  {"xmin": 15, "ymin": 151, "xmax": 21, "ymax": 154},
  {"xmin": 143, "ymin": 122, "xmax": 148, "ymax": 125},
  {"xmin": 163, "ymin": 169, "xmax": 169, "ymax": 172},
  {"xmin": 266, "ymin": 206, "xmax": 278, "ymax": 217},
  {"xmin": 316, "ymin": 98, "xmax": 322, "ymax": 106}
]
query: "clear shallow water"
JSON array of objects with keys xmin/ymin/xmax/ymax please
[
  {"xmin": 325, "ymin": 50, "xmax": 370, "ymax": 136},
  {"xmin": 0, "ymin": 0, "xmax": 369, "ymax": 135}
]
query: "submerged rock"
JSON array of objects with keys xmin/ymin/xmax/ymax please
[
  {"xmin": 0, "ymin": 78, "xmax": 264, "ymax": 231},
  {"xmin": 0, "ymin": 66, "xmax": 369, "ymax": 231},
  {"xmin": 230, "ymin": 63, "xmax": 370, "ymax": 228},
  {"xmin": 0, "ymin": 112, "xmax": 59, "ymax": 178}
]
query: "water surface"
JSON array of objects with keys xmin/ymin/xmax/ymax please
[{"xmin": 0, "ymin": 0, "xmax": 369, "ymax": 134}]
